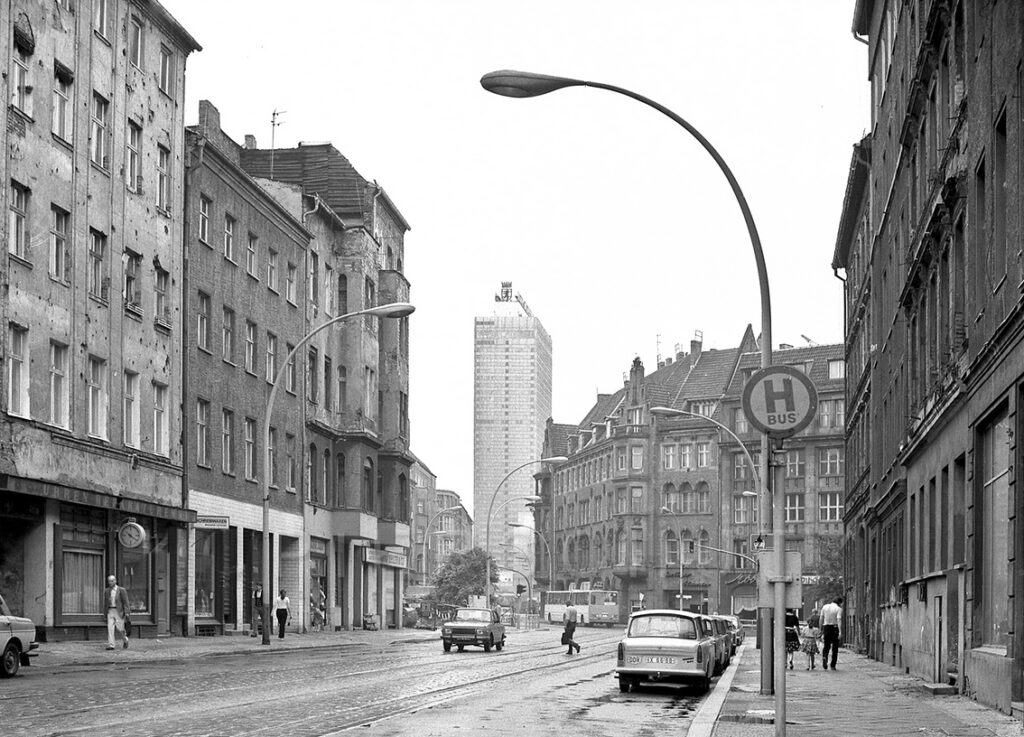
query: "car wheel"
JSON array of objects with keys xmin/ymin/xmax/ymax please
[
  {"xmin": 442, "ymin": 641, "xmax": 451, "ymax": 652},
  {"xmin": 496, "ymin": 638, "xmax": 504, "ymax": 651},
  {"xmin": 484, "ymin": 637, "xmax": 492, "ymax": 652},
  {"xmin": 457, "ymin": 645, "xmax": 464, "ymax": 652},
  {"xmin": 1, "ymin": 642, "xmax": 20, "ymax": 678},
  {"xmin": 618, "ymin": 676, "xmax": 630, "ymax": 693}
]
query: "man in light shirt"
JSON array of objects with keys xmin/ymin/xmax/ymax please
[
  {"xmin": 820, "ymin": 596, "xmax": 843, "ymax": 670},
  {"xmin": 105, "ymin": 575, "xmax": 131, "ymax": 651}
]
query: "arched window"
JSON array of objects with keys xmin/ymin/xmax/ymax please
[
  {"xmin": 698, "ymin": 530, "xmax": 711, "ymax": 564},
  {"xmin": 567, "ymin": 539, "xmax": 576, "ymax": 569},
  {"xmin": 335, "ymin": 452, "xmax": 346, "ymax": 507},
  {"xmin": 555, "ymin": 507, "xmax": 564, "ymax": 530},
  {"xmin": 696, "ymin": 481, "xmax": 710, "ymax": 513},
  {"xmin": 321, "ymin": 450, "xmax": 330, "ymax": 506},
  {"xmin": 663, "ymin": 482, "xmax": 681, "ymax": 513},
  {"xmin": 616, "ymin": 531, "xmax": 626, "ymax": 565},
  {"xmin": 593, "ymin": 532, "xmax": 603, "ymax": 568},
  {"xmin": 362, "ymin": 458, "xmax": 374, "ymax": 511},
  {"xmin": 579, "ymin": 536, "xmax": 590, "ymax": 569},
  {"xmin": 666, "ymin": 529, "xmax": 680, "ymax": 565},
  {"xmin": 681, "ymin": 482, "xmax": 695, "ymax": 513},
  {"xmin": 386, "ymin": 246, "xmax": 394, "ymax": 269},
  {"xmin": 681, "ymin": 529, "xmax": 695, "ymax": 564}
]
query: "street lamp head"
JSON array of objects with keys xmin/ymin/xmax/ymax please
[
  {"xmin": 741, "ymin": 491, "xmax": 758, "ymax": 497},
  {"xmin": 540, "ymin": 456, "xmax": 568, "ymax": 465},
  {"xmin": 480, "ymin": 70, "xmax": 583, "ymax": 98},
  {"xmin": 650, "ymin": 406, "xmax": 685, "ymax": 417},
  {"xmin": 365, "ymin": 302, "xmax": 415, "ymax": 319}
]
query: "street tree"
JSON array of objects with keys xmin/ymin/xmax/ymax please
[
  {"xmin": 428, "ymin": 547, "xmax": 496, "ymax": 607},
  {"xmin": 807, "ymin": 534, "xmax": 844, "ymax": 606}
]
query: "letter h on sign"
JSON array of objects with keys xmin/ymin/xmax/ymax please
[{"xmin": 762, "ymin": 378, "xmax": 795, "ymax": 413}]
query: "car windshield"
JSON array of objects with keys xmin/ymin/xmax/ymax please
[
  {"xmin": 0, "ymin": 593, "xmax": 10, "ymax": 617},
  {"xmin": 628, "ymin": 615, "xmax": 697, "ymax": 639},
  {"xmin": 454, "ymin": 609, "xmax": 491, "ymax": 622}
]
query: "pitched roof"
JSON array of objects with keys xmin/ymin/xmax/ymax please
[
  {"xmin": 545, "ymin": 422, "xmax": 578, "ymax": 457},
  {"xmin": 726, "ymin": 343, "xmax": 846, "ymax": 396}
]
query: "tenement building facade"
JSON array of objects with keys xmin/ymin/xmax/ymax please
[
  {"xmin": 834, "ymin": 0, "xmax": 1024, "ymax": 713},
  {"xmin": 536, "ymin": 332, "xmax": 845, "ymax": 623},
  {"xmin": 1, "ymin": 0, "xmax": 199, "ymax": 638}
]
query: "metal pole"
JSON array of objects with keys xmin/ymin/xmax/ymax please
[
  {"xmin": 772, "ymin": 445, "xmax": 786, "ymax": 737},
  {"xmin": 486, "ymin": 464, "xmax": 549, "ymax": 607}
]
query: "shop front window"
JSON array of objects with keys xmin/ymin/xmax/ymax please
[
  {"xmin": 60, "ymin": 505, "xmax": 106, "ymax": 616},
  {"xmin": 119, "ymin": 520, "xmax": 152, "ymax": 615},
  {"xmin": 195, "ymin": 529, "xmax": 216, "ymax": 617}
]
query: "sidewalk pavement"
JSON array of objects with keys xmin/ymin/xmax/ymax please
[{"xmin": 704, "ymin": 641, "xmax": 1022, "ymax": 737}]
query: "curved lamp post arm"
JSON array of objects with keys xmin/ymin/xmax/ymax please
[
  {"xmin": 260, "ymin": 302, "xmax": 414, "ymax": 645},
  {"xmin": 650, "ymin": 406, "xmax": 760, "ymax": 489},
  {"xmin": 509, "ymin": 522, "xmax": 553, "ymax": 588}
]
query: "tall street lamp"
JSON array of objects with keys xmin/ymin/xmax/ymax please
[
  {"xmin": 480, "ymin": 69, "xmax": 781, "ymax": 719},
  {"xmin": 421, "ymin": 508, "xmax": 454, "ymax": 585},
  {"xmin": 484, "ymin": 456, "xmax": 566, "ymax": 606},
  {"xmin": 261, "ymin": 302, "xmax": 415, "ymax": 645},
  {"xmin": 660, "ymin": 506, "xmax": 690, "ymax": 609},
  {"xmin": 507, "ymin": 522, "xmax": 553, "ymax": 593}
]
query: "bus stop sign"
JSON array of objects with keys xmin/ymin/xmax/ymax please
[{"xmin": 741, "ymin": 365, "xmax": 818, "ymax": 439}]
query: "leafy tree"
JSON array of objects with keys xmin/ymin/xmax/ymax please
[
  {"xmin": 427, "ymin": 547, "xmax": 497, "ymax": 607},
  {"xmin": 806, "ymin": 534, "xmax": 844, "ymax": 607}
]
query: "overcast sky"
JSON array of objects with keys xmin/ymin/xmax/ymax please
[{"xmin": 169, "ymin": 1, "xmax": 870, "ymax": 516}]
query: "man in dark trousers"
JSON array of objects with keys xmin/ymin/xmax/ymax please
[
  {"xmin": 251, "ymin": 582, "xmax": 265, "ymax": 637},
  {"xmin": 820, "ymin": 596, "xmax": 844, "ymax": 670},
  {"xmin": 562, "ymin": 601, "xmax": 581, "ymax": 654}
]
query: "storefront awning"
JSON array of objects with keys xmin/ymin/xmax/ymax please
[{"xmin": 1, "ymin": 475, "xmax": 197, "ymax": 523}]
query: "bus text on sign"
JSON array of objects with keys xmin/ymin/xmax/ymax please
[{"xmin": 741, "ymin": 365, "xmax": 818, "ymax": 439}]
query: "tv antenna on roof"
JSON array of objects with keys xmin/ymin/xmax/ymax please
[{"xmin": 270, "ymin": 109, "xmax": 286, "ymax": 179}]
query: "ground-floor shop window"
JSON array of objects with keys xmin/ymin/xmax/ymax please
[
  {"xmin": 120, "ymin": 519, "xmax": 152, "ymax": 615},
  {"xmin": 60, "ymin": 504, "xmax": 107, "ymax": 615},
  {"xmin": 195, "ymin": 529, "xmax": 217, "ymax": 617}
]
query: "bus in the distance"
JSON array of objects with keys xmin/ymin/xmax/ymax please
[{"xmin": 541, "ymin": 588, "xmax": 622, "ymax": 626}]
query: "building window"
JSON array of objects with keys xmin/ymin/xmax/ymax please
[
  {"xmin": 324, "ymin": 265, "xmax": 334, "ymax": 315},
  {"xmin": 827, "ymin": 359, "xmax": 845, "ymax": 380},
  {"xmin": 223, "ymin": 215, "xmax": 235, "ymax": 261},
  {"xmin": 7, "ymin": 325, "xmax": 29, "ymax": 417},
  {"xmin": 246, "ymin": 234, "xmax": 257, "ymax": 276},
  {"xmin": 364, "ymin": 367, "xmax": 376, "ymax": 420},
  {"xmin": 156, "ymin": 146, "xmax": 170, "ymax": 211},
  {"xmin": 733, "ymin": 495, "xmax": 758, "ymax": 525},
  {"xmin": 123, "ymin": 371, "xmax": 139, "ymax": 447},
  {"xmin": 309, "ymin": 251, "xmax": 319, "ymax": 306},
  {"xmin": 697, "ymin": 442, "xmax": 709, "ymax": 468},
  {"xmin": 222, "ymin": 307, "xmax": 235, "ymax": 363},
  {"xmin": 979, "ymin": 409, "xmax": 1010, "ymax": 649},
  {"xmin": 680, "ymin": 444, "xmax": 691, "ymax": 468},
  {"xmin": 267, "ymin": 249, "xmax": 278, "ymax": 291},
  {"xmin": 196, "ymin": 292, "xmax": 210, "ymax": 350},
  {"xmin": 129, "ymin": 17, "xmax": 144, "ymax": 69},
  {"xmin": 11, "ymin": 44, "xmax": 32, "ymax": 116},
  {"xmin": 784, "ymin": 493, "xmax": 805, "ymax": 523},
  {"xmin": 734, "ymin": 408, "xmax": 749, "ymax": 434},
  {"xmin": 285, "ymin": 344, "xmax": 296, "ymax": 393},
  {"xmin": 265, "ymin": 332, "xmax": 277, "ymax": 383},
  {"xmin": 49, "ymin": 206, "xmax": 70, "ymax": 282},
  {"xmin": 268, "ymin": 427, "xmax": 278, "ymax": 486},
  {"xmin": 126, "ymin": 122, "xmax": 142, "ymax": 190},
  {"xmin": 221, "ymin": 409, "xmax": 234, "ymax": 474},
  {"xmin": 338, "ymin": 365, "xmax": 347, "ymax": 409},
  {"xmin": 337, "ymin": 274, "xmax": 347, "ymax": 313},
  {"xmin": 817, "ymin": 447, "xmax": 844, "ymax": 477},
  {"xmin": 86, "ymin": 357, "xmax": 107, "ymax": 438},
  {"xmin": 198, "ymin": 196, "xmax": 210, "ymax": 243},
  {"xmin": 158, "ymin": 46, "xmax": 174, "ymax": 95},
  {"xmin": 286, "ymin": 433, "xmax": 296, "ymax": 490},
  {"xmin": 196, "ymin": 399, "xmax": 209, "ymax": 466},
  {"xmin": 89, "ymin": 230, "xmax": 106, "ymax": 299},
  {"xmin": 93, "ymin": 0, "xmax": 109, "ymax": 37},
  {"xmin": 630, "ymin": 486, "xmax": 644, "ymax": 514},
  {"xmin": 49, "ymin": 342, "xmax": 68, "ymax": 427},
  {"xmin": 153, "ymin": 383, "xmax": 168, "ymax": 456},
  {"xmin": 90, "ymin": 93, "xmax": 109, "ymax": 168},
  {"xmin": 52, "ymin": 65, "xmax": 73, "ymax": 141},
  {"xmin": 661, "ymin": 444, "xmax": 676, "ymax": 469},
  {"xmin": 324, "ymin": 357, "xmax": 333, "ymax": 410},
  {"xmin": 244, "ymin": 417, "xmax": 256, "ymax": 481},
  {"xmin": 286, "ymin": 263, "xmax": 297, "ymax": 304},
  {"xmin": 785, "ymin": 449, "xmax": 805, "ymax": 478},
  {"xmin": 818, "ymin": 492, "xmax": 842, "ymax": 522},
  {"xmin": 8, "ymin": 181, "xmax": 29, "ymax": 259},
  {"xmin": 630, "ymin": 446, "xmax": 643, "ymax": 470},
  {"xmin": 154, "ymin": 268, "xmax": 170, "ymax": 324},
  {"xmin": 244, "ymin": 321, "xmax": 257, "ymax": 374},
  {"xmin": 123, "ymin": 250, "xmax": 142, "ymax": 313}
]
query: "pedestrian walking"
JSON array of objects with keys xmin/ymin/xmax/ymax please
[
  {"xmin": 801, "ymin": 620, "xmax": 820, "ymax": 669},
  {"xmin": 784, "ymin": 608, "xmax": 800, "ymax": 669},
  {"xmin": 104, "ymin": 574, "xmax": 131, "ymax": 650},
  {"xmin": 562, "ymin": 601, "xmax": 581, "ymax": 654},
  {"xmin": 251, "ymin": 582, "xmax": 265, "ymax": 637},
  {"xmin": 274, "ymin": 589, "xmax": 291, "ymax": 639},
  {"xmin": 820, "ymin": 596, "xmax": 843, "ymax": 670}
]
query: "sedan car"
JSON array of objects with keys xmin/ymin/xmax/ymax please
[
  {"xmin": 440, "ymin": 607, "xmax": 506, "ymax": 652},
  {"xmin": 699, "ymin": 615, "xmax": 731, "ymax": 675},
  {"xmin": 0, "ymin": 592, "xmax": 38, "ymax": 678},
  {"xmin": 615, "ymin": 609, "xmax": 714, "ymax": 693}
]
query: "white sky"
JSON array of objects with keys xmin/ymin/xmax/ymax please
[{"xmin": 169, "ymin": 1, "xmax": 870, "ymax": 516}]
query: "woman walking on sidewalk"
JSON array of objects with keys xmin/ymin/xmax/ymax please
[
  {"xmin": 784, "ymin": 608, "xmax": 800, "ymax": 669},
  {"xmin": 274, "ymin": 589, "xmax": 291, "ymax": 639}
]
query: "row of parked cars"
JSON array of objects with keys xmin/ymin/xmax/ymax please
[{"xmin": 615, "ymin": 609, "xmax": 743, "ymax": 693}]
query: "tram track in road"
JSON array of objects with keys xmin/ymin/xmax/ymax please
[{"xmin": 9, "ymin": 632, "xmax": 626, "ymax": 737}]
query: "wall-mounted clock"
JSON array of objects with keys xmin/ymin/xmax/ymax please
[{"xmin": 118, "ymin": 519, "xmax": 146, "ymax": 549}]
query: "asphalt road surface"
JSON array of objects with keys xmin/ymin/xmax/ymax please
[{"xmin": 3, "ymin": 629, "xmax": 714, "ymax": 737}]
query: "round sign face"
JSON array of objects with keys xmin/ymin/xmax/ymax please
[
  {"xmin": 118, "ymin": 520, "xmax": 146, "ymax": 549},
  {"xmin": 741, "ymin": 365, "xmax": 818, "ymax": 439}
]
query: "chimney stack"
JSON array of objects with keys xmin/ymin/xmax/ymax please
[{"xmin": 244, "ymin": 134, "xmax": 257, "ymax": 150}]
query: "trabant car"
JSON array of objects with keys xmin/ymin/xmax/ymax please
[
  {"xmin": 700, "ymin": 614, "xmax": 731, "ymax": 675},
  {"xmin": 616, "ymin": 609, "xmax": 714, "ymax": 693},
  {"xmin": 722, "ymin": 614, "xmax": 744, "ymax": 645},
  {"xmin": 711, "ymin": 614, "xmax": 738, "ymax": 657},
  {"xmin": 0, "ymin": 592, "xmax": 38, "ymax": 678},
  {"xmin": 440, "ymin": 607, "xmax": 506, "ymax": 652}
]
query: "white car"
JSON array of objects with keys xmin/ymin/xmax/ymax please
[
  {"xmin": 616, "ymin": 609, "xmax": 714, "ymax": 693},
  {"xmin": 0, "ymin": 592, "xmax": 38, "ymax": 677}
]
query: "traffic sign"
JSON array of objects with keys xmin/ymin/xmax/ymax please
[{"xmin": 741, "ymin": 365, "xmax": 818, "ymax": 439}]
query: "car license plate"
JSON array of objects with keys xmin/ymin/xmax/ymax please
[{"xmin": 627, "ymin": 655, "xmax": 678, "ymax": 665}]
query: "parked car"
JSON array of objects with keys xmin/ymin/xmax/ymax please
[
  {"xmin": 616, "ymin": 609, "xmax": 714, "ymax": 693},
  {"xmin": 710, "ymin": 614, "xmax": 738, "ymax": 657},
  {"xmin": 0, "ymin": 592, "xmax": 38, "ymax": 678},
  {"xmin": 699, "ymin": 614, "xmax": 731, "ymax": 675},
  {"xmin": 722, "ymin": 615, "xmax": 744, "ymax": 644},
  {"xmin": 440, "ymin": 607, "xmax": 506, "ymax": 652}
]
